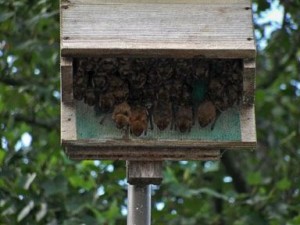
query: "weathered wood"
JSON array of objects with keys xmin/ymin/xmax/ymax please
[
  {"xmin": 62, "ymin": 105, "xmax": 256, "ymax": 160},
  {"xmin": 65, "ymin": 147, "xmax": 220, "ymax": 161},
  {"xmin": 127, "ymin": 161, "xmax": 163, "ymax": 185},
  {"xmin": 61, "ymin": 103, "xmax": 77, "ymax": 142},
  {"xmin": 61, "ymin": 57, "xmax": 77, "ymax": 142},
  {"xmin": 61, "ymin": 57, "xmax": 73, "ymax": 103},
  {"xmin": 243, "ymin": 59, "xmax": 256, "ymax": 105},
  {"xmin": 60, "ymin": 0, "xmax": 257, "ymax": 160},
  {"xmin": 61, "ymin": 0, "xmax": 255, "ymax": 58},
  {"xmin": 240, "ymin": 105, "xmax": 256, "ymax": 144}
]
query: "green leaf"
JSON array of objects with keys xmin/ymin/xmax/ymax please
[
  {"xmin": 17, "ymin": 201, "xmax": 34, "ymax": 222},
  {"xmin": 23, "ymin": 173, "xmax": 37, "ymax": 190},
  {"xmin": 42, "ymin": 175, "xmax": 68, "ymax": 196},
  {"xmin": 106, "ymin": 200, "xmax": 119, "ymax": 220},
  {"xmin": 247, "ymin": 172, "xmax": 262, "ymax": 185},
  {"xmin": 163, "ymin": 166, "xmax": 179, "ymax": 184},
  {"xmin": 0, "ymin": 12, "xmax": 14, "ymax": 22},
  {"xmin": 66, "ymin": 196, "xmax": 86, "ymax": 215},
  {"xmin": 68, "ymin": 174, "xmax": 96, "ymax": 190},
  {"xmin": 288, "ymin": 215, "xmax": 300, "ymax": 225},
  {"xmin": 35, "ymin": 203, "xmax": 47, "ymax": 222},
  {"xmin": 276, "ymin": 178, "xmax": 291, "ymax": 191},
  {"xmin": 0, "ymin": 150, "xmax": 6, "ymax": 166}
]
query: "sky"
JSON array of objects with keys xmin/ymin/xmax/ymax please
[{"xmin": 253, "ymin": 0, "xmax": 284, "ymax": 50}]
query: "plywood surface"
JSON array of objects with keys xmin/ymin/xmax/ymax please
[
  {"xmin": 61, "ymin": 0, "xmax": 255, "ymax": 58},
  {"xmin": 75, "ymin": 101, "xmax": 242, "ymax": 141}
]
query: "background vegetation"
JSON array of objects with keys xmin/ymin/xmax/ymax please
[{"xmin": 0, "ymin": 0, "xmax": 299, "ymax": 224}]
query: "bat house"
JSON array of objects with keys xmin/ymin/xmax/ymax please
[{"xmin": 60, "ymin": 0, "xmax": 256, "ymax": 161}]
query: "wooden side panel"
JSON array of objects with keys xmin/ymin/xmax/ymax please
[
  {"xmin": 243, "ymin": 59, "xmax": 256, "ymax": 105},
  {"xmin": 61, "ymin": 57, "xmax": 77, "ymax": 142},
  {"xmin": 240, "ymin": 105, "xmax": 256, "ymax": 144},
  {"xmin": 61, "ymin": 57, "xmax": 73, "ymax": 104},
  {"xmin": 61, "ymin": 0, "xmax": 255, "ymax": 58},
  {"xmin": 61, "ymin": 103, "xmax": 77, "ymax": 142}
]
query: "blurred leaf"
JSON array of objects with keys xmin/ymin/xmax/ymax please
[
  {"xmin": 288, "ymin": 215, "xmax": 300, "ymax": 225},
  {"xmin": 17, "ymin": 200, "xmax": 34, "ymax": 222},
  {"xmin": 276, "ymin": 178, "xmax": 291, "ymax": 191},
  {"xmin": 23, "ymin": 173, "xmax": 36, "ymax": 190},
  {"xmin": 42, "ymin": 175, "xmax": 68, "ymax": 196},
  {"xmin": 106, "ymin": 200, "xmax": 119, "ymax": 220},
  {"xmin": 247, "ymin": 172, "xmax": 262, "ymax": 186},
  {"xmin": 35, "ymin": 203, "xmax": 47, "ymax": 222},
  {"xmin": 68, "ymin": 174, "xmax": 96, "ymax": 191}
]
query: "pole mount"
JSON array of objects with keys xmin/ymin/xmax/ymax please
[{"xmin": 127, "ymin": 161, "xmax": 163, "ymax": 185}]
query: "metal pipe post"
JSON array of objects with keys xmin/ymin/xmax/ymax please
[{"xmin": 127, "ymin": 184, "xmax": 151, "ymax": 225}]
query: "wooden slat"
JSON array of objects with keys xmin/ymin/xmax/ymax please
[
  {"xmin": 61, "ymin": 103, "xmax": 77, "ymax": 142},
  {"xmin": 61, "ymin": 0, "xmax": 255, "ymax": 58},
  {"xmin": 61, "ymin": 57, "xmax": 73, "ymax": 103},
  {"xmin": 243, "ymin": 58, "xmax": 256, "ymax": 105},
  {"xmin": 240, "ymin": 105, "xmax": 256, "ymax": 144},
  {"xmin": 63, "ymin": 138, "xmax": 256, "ymax": 149},
  {"xmin": 70, "ymin": 0, "xmax": 251, "ymax": 4},
  {"xmin": 65, "ymin": 147, "xmax": 221, "ymax": 161},
  {"xmin": 60, "ymin": 57, "xmax": 77, "ymax": 142}
]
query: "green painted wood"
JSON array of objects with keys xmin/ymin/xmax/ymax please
[{"xmin": 76, "ymin": 101, "xmax": 241, "ymax": 141}]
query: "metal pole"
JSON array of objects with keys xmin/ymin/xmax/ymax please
[{"xmin": 127, "ymin": 184, "xmax": 151, "ymax": 225}]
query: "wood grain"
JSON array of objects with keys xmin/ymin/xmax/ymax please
[
  {"xmin": 240, "ymin": 105, "xmax": 256, "ymax": 144},
  {"xmin": 127, "ymin": 161, "xmax": 163, "ymax": 185},
  {"xmin": 61, "ymin": 0, "xmax": 255, "ymax": 58},
  {"xmin": 65, "ymin": 147, "xmax": 221, "ymax": 161},
  {"xmin": 61, "ymin": 57, "xmax": 73, "ymax": 103},
  {"xmin": 61, "ymin": 102, "xmax": 77, "ymax": 142},
  {"xmin": 243, "ymin": 58, "xmax": 256, "ymax": 105}
]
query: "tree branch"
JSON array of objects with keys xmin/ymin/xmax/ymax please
[
  {"xmin": 221, "ymin": 151, "xmax": 249, "ymax": 193},
  {"xmin": 0, "ymin": 76, "xmax": 25, "ymax": 86},
  {"xmin": 1, "ymin": 112, "xmax": 59, "ymax": 131}
]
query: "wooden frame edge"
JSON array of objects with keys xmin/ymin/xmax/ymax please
[
  {"xmin": 61, "ymin": 57, "xmax": 73, "ymax": 103},
  {"xmin": 65, "ymin": 147, "xmax": 221, "ymax": 161},
  {"xmin": 243, "ymin": 58, "xmax": 256, "ymax": 105},
  {"xmin": 240, "ymin": 105, "xmax": 257, "ymax": 145}
]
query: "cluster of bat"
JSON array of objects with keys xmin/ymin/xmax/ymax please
[{"xmin": 73, "ymin": 57, "xmax": 243, "ymax": 136}]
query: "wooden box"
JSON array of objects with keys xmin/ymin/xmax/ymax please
[{"xmin": 60, "ymin": 0, "xmax": 256, "ymax": 161}]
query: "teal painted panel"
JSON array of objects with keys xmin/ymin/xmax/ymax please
[{"xmin": 76, "ymin": 101, "xmax": 241, "ymax": 141}]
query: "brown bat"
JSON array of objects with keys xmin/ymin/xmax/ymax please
[
  {"xmin": 197, "ymin": 100, "xmax": 217, "ymax": 128},
  {"xmin": 153, "ymin": 101, "xmax": 172, "ymax": 131},
  {"xmin": 99, "ymin": 92, "xmax": 115, "ymax": 112},
  {"xmin": 99, "ymin": 58, "xmax": 117, "ymax": 74},
  {"xmin": 73, "ymin": 87, "xmax": 85, "ymax": 101},
  {"xmin": 84, "ymin": 89, "xmax": 97, "ymax": 106},
  {"xmin": 93, "ymin": 73, "xmax": 108, "ymax": 93},
  {"xmin": 113, "ymin": 84, "xmax": 129, "ymax": 104},
  {"xmin": 128, "ymin": 71, "xmax": 147, "ymax": 89},
  {"xmin": 175, "ymin": 106, "xmax": 193, "ymax": 133},
  {"xmin": 152, "ymin": 86, "xmax": 173, "ymax": 130},
  {"xmin": 129, "ymin": 106, "xmax": 148, "ymax": 137},
  {"xmin": 112, "ymin": 102, "xmax": 131, "ymax": 129}
]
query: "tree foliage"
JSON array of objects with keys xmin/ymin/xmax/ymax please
[{"xmin": 0, "ymin": 0, "xmax": 300, "ymax": 224}]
